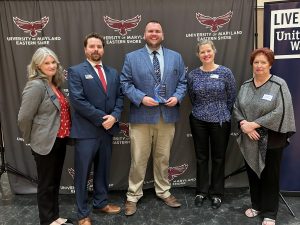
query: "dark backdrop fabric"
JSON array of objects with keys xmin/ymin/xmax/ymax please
[
  {"xmin": 0, "ymin": 0, "xmax": 254, "ymax": 194},
  {"xmin": 264, "ymin": 1, "xmax": 300, "ymax": 192}
]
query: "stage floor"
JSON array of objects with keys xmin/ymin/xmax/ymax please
[{"xmin": 1, "ymin": 173, "xmax": 299, "ymax": 225}]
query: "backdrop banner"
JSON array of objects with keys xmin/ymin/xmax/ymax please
[
  {"xmin": 0, "ymin": 0, "xmax": 254, "ymax": 194},
  {"xmin": 264, "ymin": 1, "xmax": 300, "ymax": 192}
]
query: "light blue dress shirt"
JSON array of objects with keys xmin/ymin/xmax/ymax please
[{"xmin": 145, "ymin": 45, "xmax": 164, "ymax": 79}]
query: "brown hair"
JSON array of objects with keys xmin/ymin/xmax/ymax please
[
  {"xmin": 145, "ymin": 20, "xmax": 161, "ymax": 27},
  {"xmin": 196, "ymin": 39, "xmax": 217, "ymax": 54},
  {"xmin": 250, "ymin": 48, "xmax": 274, "ymax": 66},
  {"xmin": 83, "ymin": 32, "xmax": 105, "ymax": 48}
]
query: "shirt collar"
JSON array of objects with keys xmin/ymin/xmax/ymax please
[
  {"xmin": 145, "ymin": 45, "xmax": 163, "ymax": 55},
  {"xmin": 87, "ymin": 59, "xmax": 103, "ymax": 68}
]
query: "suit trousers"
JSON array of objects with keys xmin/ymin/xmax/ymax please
[
  {"xmin": 126, "ymin": 117, "xmax": 175, "ymax": 202},
  {"xmin": 32, "ymin": 138, "xmax": 67, "ymax": 225},
  {"xmin": 189, "ymin": 114, "xmax": 230, "ymax": 197},
  {"xmin": 74, "ymin": 135, "xmax": 112, "ymax": 219},
  {"xmin": 245, "ymin": 147, "xmax": 284, "ymax": 220}
]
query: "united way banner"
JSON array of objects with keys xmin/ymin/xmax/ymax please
[
  {"xmin": 0, "ymin": 0, "xmax": 254, "ymax": 194},
  {"xmin": 264, "ymin": 1, "xmax": 300, "ymax": 192}
]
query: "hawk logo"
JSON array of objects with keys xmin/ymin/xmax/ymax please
[
  {"xmin": 68, "ymin": 168, "xmax": 94, "ymax": 191},
  {"xmin": 103, "ymin": 15, "xmax": 141, "ymax": 36},
  {"xmin": 196, "ymin": 11, "xmax": 233, "ymax": 32},
  {"xmin": 168, "ymin": 164, "xmax": 188, "ymax": 181},
  {"xmin": 69, "ymin": 164, "xmax": 188, "ymax": 190},
  {"xmin": 119, "ymin": 122, "xmax": 129, "ymax": 137},
  {"xmin": 13, "ymin": 16, "xmax": 49, "ymax": 37}
]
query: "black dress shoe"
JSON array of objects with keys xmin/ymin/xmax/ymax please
[
  {"xmin": 194, "ymin": 195, "xmax": 206, "ymax": 207},
  {"xmin": 211, "ymin": 197, "xmax": 222, "ymax": 209}
]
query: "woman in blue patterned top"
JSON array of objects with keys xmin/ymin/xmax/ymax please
[{"xmin": 187, "ymin": 40, "xmax": 236, "ymax": 209}]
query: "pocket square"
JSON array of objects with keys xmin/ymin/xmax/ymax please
[{"xmin": 85, "ymin": 74, "xmax": 93, "ymax": 79}]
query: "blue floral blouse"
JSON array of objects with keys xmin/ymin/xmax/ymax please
[{"xmin": 187, "ymin": 65, "xmax": 236, "ymax": 123}]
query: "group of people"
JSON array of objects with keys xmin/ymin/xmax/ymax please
[{"xmin": 17, "ymin": 20, "xmax": 295, "ymax": 225}]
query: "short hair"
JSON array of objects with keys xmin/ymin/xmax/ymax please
[
  {"xmin": 144, "ymin": 20, "xmax": 163, "ymax": 31},
  {"xmin": 250, "ymin": 48, "xmax": 274, "ymax": 66},
  {"xmin": 27, "ymin": 47, "xmax": 65, "ymax": 87},
  {"xmin": 196, "ymin": 40, "xmax": 217, "ymax": 54},
  {"xmin": 145, "ymin": 20, "xmax": 161, "ymax": 26},
  {"xmin": 83, "ymin": 32, "xmax": 105, "ymax": 48}
]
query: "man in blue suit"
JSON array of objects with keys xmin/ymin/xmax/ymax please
[
  {"xmin": 68, "ymin": 33, "xmax": 123, "ymax": 225},
  {"xmin": 120, "ymin": 21, "xmax": 187, "ymax": 216}
]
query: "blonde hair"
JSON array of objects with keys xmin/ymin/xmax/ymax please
[{"xmin": 27, "ymin": 47, "xmax": 64, "ymax": 87}]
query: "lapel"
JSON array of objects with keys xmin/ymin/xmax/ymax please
[
  {"xmin": 83, "ymin": 60, "xmax": 107, "ymax": 95},
  {"xmin": 161, "ymin": 47, "xmax": 169, "ymax": 83},
  {"xmin": 141, "ymin": 47, "xmax": 158, "ymax": 82},
  {"xmin": 103, "ymin": 65, "xmax": 113, "ymax": 95},
  {"xmin": 43, "ymin": 81, "xmax": 60, "ymax": 110}
]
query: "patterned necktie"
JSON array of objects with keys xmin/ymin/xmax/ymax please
[
  {"xmin": 152, "ymin": 51, "xmax": 161, "ymax": 83},
  {"xmin": 95, "ymin": 64, "xmax": 107, "ymax": 92}
]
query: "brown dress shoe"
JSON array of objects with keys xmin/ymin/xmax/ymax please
[
  {"xmin": 125, "ymin": 201, "xmax": 137, "ymax": 216},
  {"xmin": 78, "ymin": 217, "xmax": 91, "ymax": 225},
  {"xmin": 162, "ymin": 195, "xmax": 181, "ymax": 208},
  {"xmin": 95, "ymin": 204, "xmax": 121, "ymax": 214}
]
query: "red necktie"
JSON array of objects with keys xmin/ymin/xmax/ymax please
[{"xmin": 95, "ymin": 64, "xmax": 107, "ymax": 92}]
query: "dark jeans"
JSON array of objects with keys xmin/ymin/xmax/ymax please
[
  {"xmin": 32, "ymin": 138, "xmax": 67, "ymax": 225},
  {"xmin": 189, "ymin": 114, "xmax": 230, "ymax": 197},
  {"xmin": 245, "ymin": 147, "xmax": 284, "ymax": 220}
]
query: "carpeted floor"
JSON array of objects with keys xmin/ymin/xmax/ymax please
[{"xmin": 1, "ymin": 173, "xmax": 299, "ymax": 225}]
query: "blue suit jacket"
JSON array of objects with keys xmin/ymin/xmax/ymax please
[
  {"xmin": 120, "ymin": 46, "xmax": 187, "ymax": 124},
  {"xmin": 68, "ymin": 60, "xmax": 123, "ymax": 138}
]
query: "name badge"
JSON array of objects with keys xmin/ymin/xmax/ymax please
[
  {"xmin": 210, "ymin": 74, "xmax": 219, "ymax": 79},
  {"xmin": 85, "ymin": 74, "xmax": 93, "ymax": 79},
  {"xmin": 262, "ymin": 94, "xmax": 273, "ymax": 101}
]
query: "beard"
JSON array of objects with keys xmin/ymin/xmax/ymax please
[
  {"xmin": 90, "ymin": 52, "xmax": 101, "ymax": 62},
  {"xmin": 86, "ymin": 51, "xmax": 102, "ymax": 63}
]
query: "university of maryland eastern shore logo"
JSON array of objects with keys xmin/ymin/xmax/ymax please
[
  {"xmin": 196, "ymin": 11, "xmax": 233, "ymax": 32},
  {"xmin": 13, "ymin": 16, "xmax": 49, "ymax": 37},
  {"xmin": 168, "ymin": 164, "xmax": 188, "ymax": 181},
  {"xmin": 119, "ymin": 122, "xmax": 129, "ymax": 137},
  {"xmin": 68, "ymin": 168, "xmax": 94, "ymax": 191},
  {"xmin": 103, "ymin": 15, "xmax": 141, "ymax": 36},
  {"xmin": 68, "ymin": 163, "xmax": 188, "ymax": 191}
]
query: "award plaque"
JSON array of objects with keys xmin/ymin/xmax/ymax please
[{"xmin": 154, "ymin": 83, "xmax": 167, "ymax": 103}]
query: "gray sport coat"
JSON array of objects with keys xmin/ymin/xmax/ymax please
[{"xmin": 18, "ymin": 78, "xmax": 61, "ymax": 155}]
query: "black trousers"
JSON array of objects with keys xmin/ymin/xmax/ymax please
[
  {"xmin": 245, "ymin": 147, "xmax": 283, "ymax": 220},
  {"xmin": 32, "ymin": 138, "xmax": 67, "ymax": 225},
  {"xmin": 189, "ymin": 114, "xmax": 230, "ymax": 197}
]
